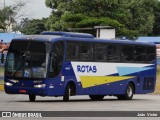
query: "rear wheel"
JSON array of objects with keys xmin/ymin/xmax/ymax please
[
  {"xmin": 63, "ymin": 84, "xmax": 71, "ymax": 102},
  {"xmin": 89, "ymin": 95, "xmax": 104, "ymax": 101},
  {"xmin": 29, "ymin": 95, "xmax": 36, "ymax": 102},
  {"xmin": 117, "ymin": 83, "xmax": 134, "ymax": 100}
]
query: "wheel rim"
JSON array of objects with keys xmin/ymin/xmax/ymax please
[{"xmin": 127, "ymin": 86, "xmax": 132, "ymax": 97}]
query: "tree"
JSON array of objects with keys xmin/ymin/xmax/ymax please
[
  {"xmin": 45, "ymin": 0, "xmax": 159, "ymax": 38},
  {"xmin": 21, "ymin": 18, "xmax": 47, "ymax": 34},
  {"xmin": 152, "ymin": 1, "xmax": 160, "ymax": 35},
  {"xmin": 0, "ymin": 6, "xmax": 13, "ymax": 31},
  {"xmin": 0, "ymin": 0, "xmax": 29, "ymax": 32}
]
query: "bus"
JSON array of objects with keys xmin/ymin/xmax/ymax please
[{"xmin": 3, "ymin": 31, "xmax": 156, "ymax": 102}]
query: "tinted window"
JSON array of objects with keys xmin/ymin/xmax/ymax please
[
  {"xmin": 146, "ymin": 46, "xmax": 156, "ymax": 63},
  {"xmin": 95, "ymin": 43, "xmax": 108, "ymax": 61},
  {"xmin": 122, "ymin": 45, "xmax": 134, "ymax": 62},
  {"xmin": 66, "ymin": 42, "xmax": 79, "ymax": 61},
  {"xmin": 66, "ymin": 41, "xmax": 156, "ymax": 64},
  {"xmin": 134, "ymin": 46, "xmax": 146, "ymax": 62},
  {"xmin": 5, "ymin": 41, "xmax": 50, "ymax": 78},
  {"xmin": 49, "ymin": 41, "xmax": 64, "ymax": 78},
  {"xmin": 79, "ymin": 43, "xmax": 94, "ymax": 61},
  {"xmin": 108, "ymin": 44, "xmax": 121, "ymax": 62}
]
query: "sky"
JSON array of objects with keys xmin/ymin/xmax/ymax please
[{"xmin": 0, "ymin": 0, "xmax": 52, "ymax": 19}]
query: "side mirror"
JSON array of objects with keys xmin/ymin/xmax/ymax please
[{"xmin": 1, "ymin": 49, "xmax": 8, "ymax": 64}]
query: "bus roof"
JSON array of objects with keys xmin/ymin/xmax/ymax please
[
  {"xmin": 41, "ymin": 31, "xmax": 94, "ymax": 38},
  {"xmin": 13, "ymin": 35, "xmax": 60, "ymax": 42},
  {"xmin": 13, "ymin": 32, "xmax": 155, "ymax": 46}
]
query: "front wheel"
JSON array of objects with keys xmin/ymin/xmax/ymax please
[
  {"xmin": 117, "ymin": 83, "xmax": 134, "ymax": 100},
  {"xmin": 63, "ymin": 84, "xmax": 71, "ymax": 102},
  {"xmin": 29, "ymin": 95, "xmax": 36, "ymax": 102}
]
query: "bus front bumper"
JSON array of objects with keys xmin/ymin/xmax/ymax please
[{"xmin": 4, "ymin": 85, "xmax": 47, "ymax": 96}]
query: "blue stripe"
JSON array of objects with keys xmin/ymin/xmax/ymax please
[{"xmin": 117, "ymin": 67, "xmax": 154, "ymax": 76}]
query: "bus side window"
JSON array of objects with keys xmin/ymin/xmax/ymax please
[
  {"xmin": 66, "ymin": 42, "xmax": 79, "ymax": 61},
  {"xmin": 79, "ymin": 43, "xmax": 94, "ymax": 61},
  {"xmin": 146, "ymin": 46, "xmax": 156, "ymax": 63},
  {"xmin": 48, "ymin": 41, "xmax": 64, "ymax": 78},
  {"xmin": 134, "ymin": 46, "xmax": 146, "ymax": 63},
  {"xmin": 108, "ymin": 44, "xmax": 121, "ymax": 62},
  {"xmin": 95, "ymin": 44, "xmax": 108, "ymax": 61},
  {"xmin": 122, "ymin": 45, "xmax": 134, "ymax": 62}
]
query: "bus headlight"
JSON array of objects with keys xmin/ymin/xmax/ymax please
[
  {"xmin": 34, "ymin": 84, "xmax": 46, "ymax": 88},
  {"xmin": 5, "ymin": 82, "xmax": 13, "ymax": 86}
]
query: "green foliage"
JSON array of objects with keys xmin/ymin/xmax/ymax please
[
  {"xmin": 21, "ymin": 19, "xmax": 47, "ymax": 35},
  {"xmin": 62, "ymin": 12, "xmax": 87, "ymax": 22},
  {"xmin": 118, "ymin": 28, "xmax": 139, "ymax": 39},
  {"xmin": 76, "ymin": 17, "xmax": 124, "ymax": 28},
  {"xmin": 0, "ymin": 6, "xmax": 13, "ymax": 31},
  {"xmin": 152, "ymin": 1, "xmax": 160, "ymax": 36},
  {"xmin": 0, "ymin": 20, "xmax": 5, "ymax": 30},
  {"xmin": 0, "ymin": 1, "xmax": 28, "ymax": 32},
  {"xmin": 45, "ymin": 0, "xmax": 160, "ymax": 38}
]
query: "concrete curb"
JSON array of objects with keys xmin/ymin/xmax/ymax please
[{"xmin": 0, "ymin": 84, "xmax": 4, "ymax": 91}]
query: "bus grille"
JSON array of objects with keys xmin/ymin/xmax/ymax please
[{"xmin": 143, "ymin": 77, "xmax": 154, "ymax": 90}]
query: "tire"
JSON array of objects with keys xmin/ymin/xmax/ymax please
[
  {"xmin": 89, "ymin": 95, "xmax": 104, "ymax": 101},
  {"xmin": 29, "ymin": 95, "xmax": 36, "ymax": 102},
  {"xmin": 63, "ymin": 84, "xmax": 71, "ymax": 102},
  {"xmin": 117, "ymin": 83, "xmax": 134, "ymax": 100}
]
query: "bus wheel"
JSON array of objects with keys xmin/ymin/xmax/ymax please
[
  {"xmin": 29, "ymin": 95, "xmax": 36, "ymax": 102},
  {"xmin": 63, "ymin": 84, "xmax": 71, "ymax": 102},
  {"xmin": 117, "ymin": 83, "xmax": 134, "ymax": 100},
  {"xmin": 89, "ymin": 95, "xmax": 104, "ymax": 101}
]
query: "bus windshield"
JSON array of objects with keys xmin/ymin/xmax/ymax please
[{"xmin": 5, "ymin": 40, "xmax": 51, "ymax": 79}]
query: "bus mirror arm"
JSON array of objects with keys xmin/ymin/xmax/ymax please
[{"xmin": 1, "ymin": 49, "xmax": 8, "ymax": 64}]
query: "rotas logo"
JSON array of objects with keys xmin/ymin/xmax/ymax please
[{"xmin": 77, "ymin": 65, "xmax": 97, "ymax": 73}]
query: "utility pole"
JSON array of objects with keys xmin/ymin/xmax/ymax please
[
  {"xmin": 3, "ymin": 0, "xmax": 6, "ymax": 33},
  {"xmin": 4, "ymin": 0, "xmax": 5, "ymax": 9}
]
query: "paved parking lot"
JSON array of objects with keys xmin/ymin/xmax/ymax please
[{"xmin": 0, "ymin": 92, "xmax": 160, "ymax": 120}]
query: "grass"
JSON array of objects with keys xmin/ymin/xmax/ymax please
[
  {"xmin": 0, "ymin": 80, "xmax": 4, "ymax": 84},
  {"xmin": 0, "ymin": 67, "xmax": 4, "ymax": 75},
  {"xmin": 0, "ymin": 84, "xmax": 4, "ymax": 90},
  {"xmin": 0, "ymin": 67, "xmax": 4, "ymax": 85},
  {"xmin": 157, "ymin": 66, "xmax": 160, "ymax": 77},
  {"xmin": 155, "ymin": 66, "xmax": 160, "ymax": 94},
  {"xmin": 0, "ymin": 67, "xmax": 4, "ymax": 90}
]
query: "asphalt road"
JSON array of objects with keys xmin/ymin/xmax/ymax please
[{"xmin": 0, "ymin": 91, "xmax": 160, "ymax": 120}]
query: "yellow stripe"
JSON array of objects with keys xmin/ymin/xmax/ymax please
[
  {"xmin": 80, "ymin": 76, "xmax": 135, "ymax": 88},
  {"xmin": 0, "ymin": 84, "xmax": 4, "ymax": 91}
]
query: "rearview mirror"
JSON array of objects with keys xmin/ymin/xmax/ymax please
[
  {"xmin": 1, "ymin": 49, "xmax": 8, "ymax": 64},
  {"xmin": 1, "ymin": 52, "xmax": 4, "ymax": 63}
]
